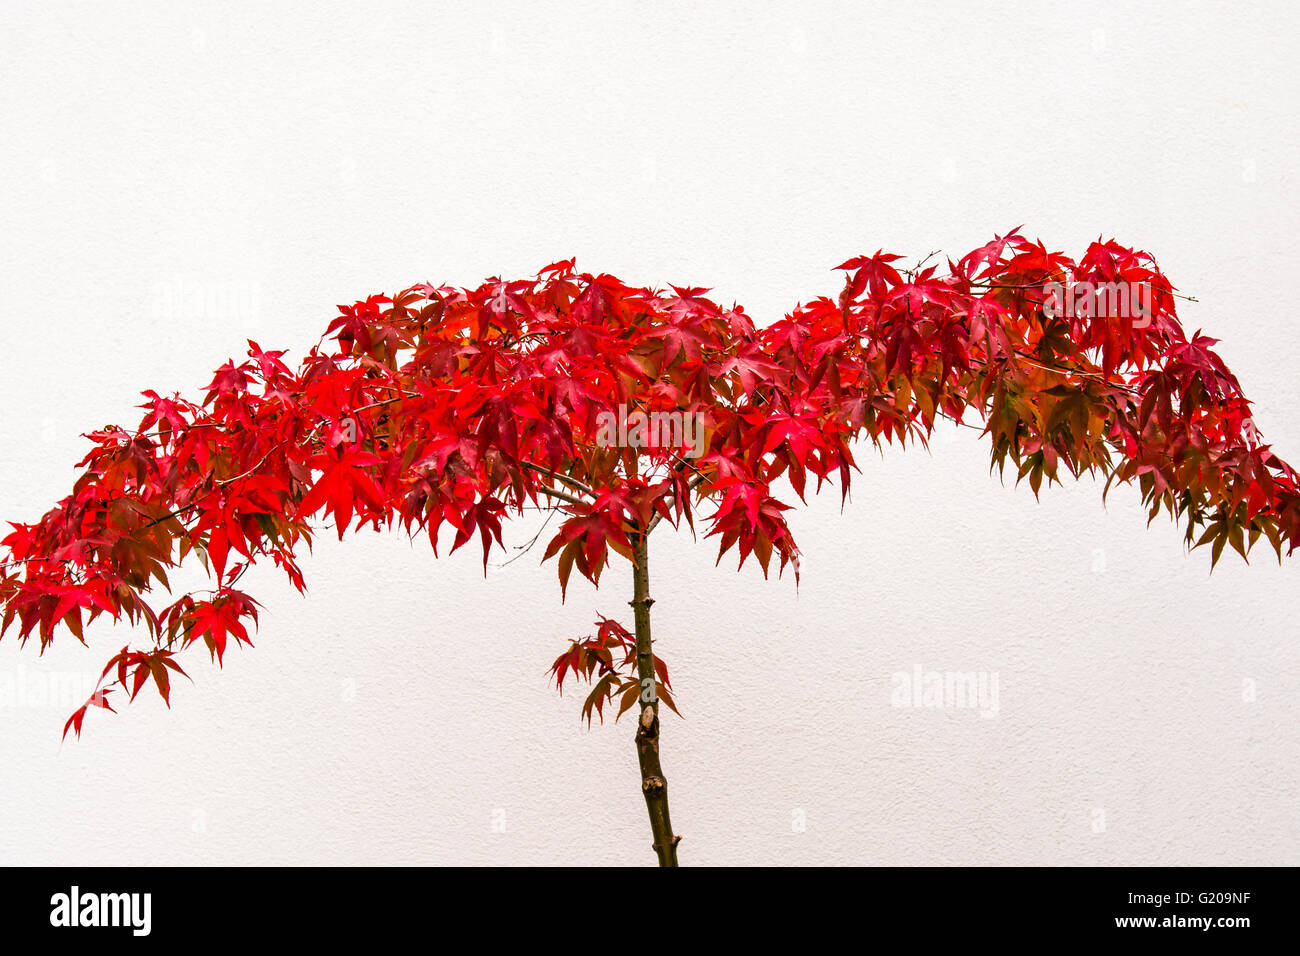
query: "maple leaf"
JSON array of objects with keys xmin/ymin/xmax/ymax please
[
  {"xmin": 956, "ymin": 225, "xmax": 1025, "ymax": 280},
  {"xmin": 62, "ymin": 687, "xmax": 117, "ymax": 741},
  {"xmin": 202, "ymin": 360, "xmax": 254, "ymax": 405},
  {"xmin": 185, "ymin": 593, "xmax": 259, "ymax": 665},
  {"xmin": 297, "ymin": 450, "xmax": 385, "ymax": 539},
  {"xmin": 836, "ymin": 251, "xmax": 904, "ymax": 302}
]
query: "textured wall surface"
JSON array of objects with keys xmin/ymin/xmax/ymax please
[{"xmin": 1, "ymin": 1, "xmax": 1296, "ymax": 866}]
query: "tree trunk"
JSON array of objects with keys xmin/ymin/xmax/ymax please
[{"xmin": 630, "ymin": 530, "xmax": 680, "ymax": 866}]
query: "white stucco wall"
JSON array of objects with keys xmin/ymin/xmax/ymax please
[{"xmin": 0, "ymin": 0, "xmax": 1296, "ymax": 866}]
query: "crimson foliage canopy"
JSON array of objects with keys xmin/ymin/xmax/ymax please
[{"xmin": 0, "ymin": 232, "xmax": 1293, "ymax": 737}]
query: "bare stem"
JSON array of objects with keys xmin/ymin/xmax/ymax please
[{"xmin": 630, "ymin": 528, "xmax": 680, "ymax": 866}]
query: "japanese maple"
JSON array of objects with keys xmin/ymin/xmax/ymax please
[{"xmin": 3, "ymin": 230, "xmax": 1296, "ymax": 866}]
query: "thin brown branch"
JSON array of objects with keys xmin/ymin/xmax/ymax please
[
  {"xmin": 522, "ymin": 462, "xmax": 596, "ymax": 498},
  {"xmin": 537, "ymin": 484, "xmax": 585, "ymax": 507}
]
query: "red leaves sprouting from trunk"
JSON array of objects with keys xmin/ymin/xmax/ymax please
[
  {"xmin": 549, "ymin": 617, "xmax": 677, "ymax": 726},
  {"xmin": 4, "ymin": 233, "xmax": 1297, "ymax": 736}
]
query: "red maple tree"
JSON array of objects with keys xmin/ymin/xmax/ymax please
[{"xmin": 3, "ymin": 231, "xmax": 1295, "ymax": 866}]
